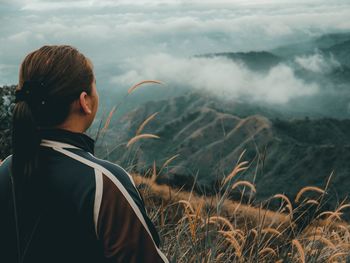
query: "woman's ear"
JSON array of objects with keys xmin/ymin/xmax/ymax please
[{"xmin": 79, "ymin": 91, "xmax": 92, "ymax": 114}]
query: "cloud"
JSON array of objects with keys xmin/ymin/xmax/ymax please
[
  {"xmin": 11, "ymin": 0, "xmax": 350, "ymax": 11},
  {"xmin": 295, "ymin": 52, "xmax": 341, "ymax": 73},
  {"xmin": 111, "ymin": 53, "xmax": 319, "ymax": 104},
  {"xmin": 1, "ymin": 0, "xmax": 350, "ymax": 86},
  {"xmin": 20, "ymin": 1, "xmax": 94, "ymax": 11}
]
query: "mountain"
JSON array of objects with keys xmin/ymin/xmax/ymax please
[
  {"xmin": 271, "ymin": 32, "xmax": 350, "ymax": 58},
  {"xmin": 98, "ymin": 91, "xmax": 350, "ymax": 205},
  {"xmin": 194, "ymin": 32, "xmax": 350, "ymax": 120},
  {"xmin": 322, "ymin": 40, "xmax": 350, "ymax": 67},
  {"xmin": 197, "ymin": 51, "xmax": 283, "ymax": 72}
]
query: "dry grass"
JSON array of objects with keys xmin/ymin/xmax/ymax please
[
  {"xmin": 295, "ymin": 186, "xmax": 326, "ymax": 203},
  {"xmin": 126, "ymin": 133, "xmax": 160, "ymax": 147},
  {"xmin": 99, "ymin": 79, "xmax": 350, "ymax": 262},
  {"xmin": 101, "ymin": 105, "xmax": 117, "ymax": 132},
  {"xmin": 127, "ymin": 80, "xmax": 163, "ymax": 94},
  {"xmin": 136, "ymin": 112, "xmax": 159, "ymax": 135},
  {"xmin": 133, "ymin": 173, "xmax": 350, "ymax": 262}
]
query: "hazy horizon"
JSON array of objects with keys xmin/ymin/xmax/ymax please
[{"xmin": 1, "ymin": 0, "xmax": 350, "ymax": 109}]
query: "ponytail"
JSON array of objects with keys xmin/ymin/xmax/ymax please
[{"xmin": 11, "ymin": 99, "xmax": 40, "ymax": 190}]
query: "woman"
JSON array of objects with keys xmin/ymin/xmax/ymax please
[{"xmin": 0, "ymin": 45, "xmax": 168, "ymax": 263}]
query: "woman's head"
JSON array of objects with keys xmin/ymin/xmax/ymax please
[
  {"xmin": 17, "ymin": 45, "xmax": 97, "ymax": 128},
  {"xmin": 12, "ymin": 45, "xmax": 98, "ymax": 185}
]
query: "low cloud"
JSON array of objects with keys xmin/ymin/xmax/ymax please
[
  {"xmin": 111, "ymin": 54, "xmax": 319, "ymax": 104},
  {"xmin": 295, "ymin": 52, "xmax": 341, "ymax": 73}
]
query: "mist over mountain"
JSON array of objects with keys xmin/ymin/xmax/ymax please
[
  {"xmin": 110, "ymin": 32, "xmax": 350, "ymax": 120},
  {"xmin": 272, "ymin": 32, "xmax": 350, "ymax": 59},
  {"xmin": 196, "ymin": 51, "xmax": 283, "ymax": 72},
  {"xmin": 94, "ymin": 32, "xmax": 350, "ymax": 206}
]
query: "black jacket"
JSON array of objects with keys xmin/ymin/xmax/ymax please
[{"xmin": 0, "ymin": 128, "xmax": 168, "ymax": 263}]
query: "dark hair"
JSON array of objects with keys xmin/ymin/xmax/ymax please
[{"xmin": 12, "ymin": 45, "xmax": 94, "ymax": 189}]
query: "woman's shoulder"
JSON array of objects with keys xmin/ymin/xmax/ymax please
[
  {"xmin": 0, "ymin": 155, "xmax": 12, "ymax": 176},
  {"xmin": 85, "ymin": 153, "xmax": 137, "ymax": 189},
  {"xmin": 0, "ymin": 155, "xmax": 12, "ymax": 198},
  {"xmin": 60, "ymin": 149, "xmax": 142, "ymax": 201}
]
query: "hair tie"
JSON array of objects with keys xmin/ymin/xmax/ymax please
[{"xmin": 15, "ymin": 80, "xmax": 47, "ymax": 105}]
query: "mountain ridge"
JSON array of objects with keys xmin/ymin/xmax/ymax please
[{"xmin": 99, "ymin": 91, "xmax": 350, "ymax": 205}]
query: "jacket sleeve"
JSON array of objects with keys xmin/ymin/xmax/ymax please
[{"xmin": 93, "ymin": 168, "xmax": 168, "ymax": 263}]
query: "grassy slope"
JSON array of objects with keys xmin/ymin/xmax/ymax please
[
  {"xmin": 99, "ymin": 92, "xmax": 350, "ymax": 206},
  {"xmin": 133, "ymin": 173, "xmax": 350, "ymax": 262}
]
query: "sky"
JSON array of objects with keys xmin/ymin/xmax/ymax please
[{"xmin": 1, "ymin": 0, "xmax": 350, "ymax": 105}]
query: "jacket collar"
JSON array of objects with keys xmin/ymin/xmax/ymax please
[{"xmin": 39, "ymin": 128, "xmax": 95, "ymax": 154}]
